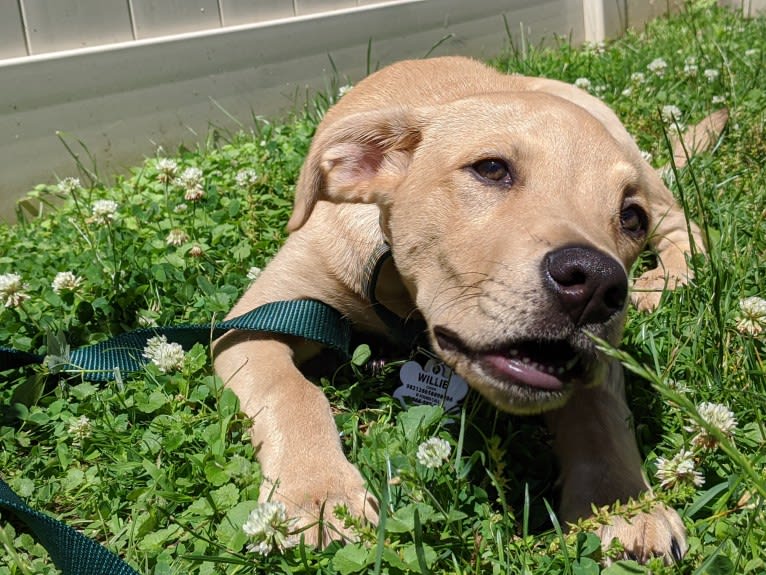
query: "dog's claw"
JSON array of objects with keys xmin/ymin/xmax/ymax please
[{"xmin": 671, "ymin": 536, "xmax": 684, "ymax": 563}]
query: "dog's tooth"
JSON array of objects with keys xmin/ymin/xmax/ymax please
[{"xmin": 509, "ymin": 349, "xmax": 519, "ymax": 357}]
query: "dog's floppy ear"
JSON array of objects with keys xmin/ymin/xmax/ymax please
[{"xmin": 287, "ymin": 107, "xmax": 422, "ymax": 231}]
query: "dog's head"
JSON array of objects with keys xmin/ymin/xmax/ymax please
[{"xmin": 288, "ymin": 91, "xmax": 664, "ymax": 414}]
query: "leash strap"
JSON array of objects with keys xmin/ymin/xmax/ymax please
[
  {"xmin": 0, "ymin": 299, "xmax": 351, "ymax": 381},
  {"xmin": 0, "ymin": 479, "xmax": 140, "ymax": 574}
]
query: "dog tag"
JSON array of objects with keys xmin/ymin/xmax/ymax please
[{"xmin": 394, "ymin": 358, "xmax": 468, "ymax": 411}]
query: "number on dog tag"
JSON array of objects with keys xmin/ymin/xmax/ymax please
[{"xmin": 394, "ymin": 358, "xmax": 468, "ymax": 411}]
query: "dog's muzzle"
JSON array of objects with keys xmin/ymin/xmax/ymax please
[{"xmin": 431, "ymin": 246, "xmax": 626, "ymax": 408}]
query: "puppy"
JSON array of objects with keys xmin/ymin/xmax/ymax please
[{"xmin": 214, "ymin": 56, "xmax": 722, "ymax": 562}]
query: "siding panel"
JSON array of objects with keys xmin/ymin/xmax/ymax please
[
  {"xmin": 294, "ymin": 0, "xmax": 357, "ymax": 16},
  {"xmin": 130, "ymin": 0, "xmax": 222, "ymax": 38},
  {"xmin": 221, "ymin": 0, "xmax": 295, "ymax": 26},
  {"xmin": 22, "ymin": 0, "xmax": 133, "ymax": 54},
  {"xmin": 0, "ymin": 1, "xmax": 27, "ymax": 59}
]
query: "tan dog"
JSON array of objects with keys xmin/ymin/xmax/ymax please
[{"xmin": 214, "ymin": 56, "xmax": 724, "ymax": 563}]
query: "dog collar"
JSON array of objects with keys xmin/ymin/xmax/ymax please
[{"xmin": 362, "ymin": 243, "xmax": 426, "ymax": 348}]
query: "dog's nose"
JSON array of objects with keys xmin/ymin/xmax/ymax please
[{"xmin": 544, "ymin": 246, "xmax": 628, "ymax": 325}]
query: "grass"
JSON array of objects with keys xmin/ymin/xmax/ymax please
[{"xmin": 1, "ymin": 1, "xmax": 765, "ymax": 573}]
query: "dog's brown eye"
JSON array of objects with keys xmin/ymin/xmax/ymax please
[
  {"xmin": 620, "ymin": 205, "xmax": 648, "ymax": 236},
  {"xmin": 472, "ymin": 159, "xmax": 512, "ymax": 184}
]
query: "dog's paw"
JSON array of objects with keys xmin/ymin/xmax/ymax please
[
  {"xmin": 597, "ymin": 505, "xmax": 687, "ymax": 565},
  {"xmin": 631, "ymin": 267, "xmax": 687, "ymax": 312},
  {"xmin": 265, "ymin": 463, "xmax": 379, "ymax": 548}
]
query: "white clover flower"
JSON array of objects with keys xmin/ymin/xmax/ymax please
[
  {"xmin": 736, "ymin": 296, "xmax": 766, "ymax": 335},
  {"xmin": 655, "ymin": 449, "xmax": 704, "ymax": 489},
  {"xmin": 247, "ymin": 266, "xmax": 262, "ymax": 282},
  {"xmin": 712, "ymin": 95, "xmax": 726, "ymax": 105},
  {"xmin": 175, "ymin": 167, "xmax": 204, "ymax": 191},
  {"xmin": 703, "ymin": 68, "xmax": 720, "ymax": 82},
  {"xmin": 242, "ymin": 501, "xmax": 296, "ymax": 555},
  {"xmin": 574, "ymin": 77, "xmax": 591, "ymax": 90},
  {"xmin": 90, "ymin": 199, "xmax": 119, "ymax": 225},
  {"xmin": 156, "ymin": 158, "xmax": 178, "ymax": 183},
  {"xmin": 621, "ymin": 87, "xmax": 633, "ymax": 97},
  {"xmin": 166, "ymin": 228, "xmax": 189, "ymax": 246},
  {"xmin": 58, "ymin": 177, "xmax": 81, "ymax": 194},
  {"xmin": 745, "ymin": 48, "xmax": 759, "ymax": 57},
  {"xmin": 184, "ymin": 187, "xmax": 205, "ymax": 202},
  {"xmin": 0, "ymin": 273, "xmax": 29, "ymax": 308},
  {"xmin": 661, "ymin": 105, "xmax": 683, "ymax": 124},
  {"xmin": 337, "ymin": 84, "xmax": 353, "ymax": 98},
  {"xmin": 68, "ymin": 415, "xmax": 92, "ymax": 443},
  {"xmin": 647, "ymin": 58, "xmax": 668, "ymax": 76},
  {"xmin": 174, "ymin": 203, "xmax": 188, "ymax": 214},
  {"xmin": 143, "ymin": 335, "xmax": 185, "ymax": 373},
  {"xmin": 630, "ymin": 71, "xmax": 646, "ymax": 84},
  {"xmin": 52, "ymin": 271, "xmax": 83, "ymax": 294},
  {"xmin": 416, "ymin": 437, "xmax": 451, "ymax": 469},
  {"xmin": 686, "ymin": 402, "xmax": 737, "ymax": 449},
  {"xmin": 188, "ymin": 245, "xmax": 204, "ymax": 258},
  {"xmin": 235, "ymin": 168, "xmax": 259, "ymax": 188}
]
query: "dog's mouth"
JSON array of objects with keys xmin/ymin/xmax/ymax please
[{"xmin": 433, "ymin": 326, "xmax": 592, "ymax": 394}]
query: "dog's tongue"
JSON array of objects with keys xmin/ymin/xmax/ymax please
[{"xmin": 482, "ymin": 353, "xmax": 564, "ymax": 391}]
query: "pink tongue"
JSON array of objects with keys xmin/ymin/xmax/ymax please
[{"xmin": 483, "ymin": 354, "xmax": 564, "ymax": 391}]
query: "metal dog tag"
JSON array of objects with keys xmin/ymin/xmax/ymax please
[{"xmin": 394, "ymin": 357, "xmax": 468, "ymax": 411}]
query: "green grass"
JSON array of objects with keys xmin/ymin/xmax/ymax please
[{"xmin": 1, "ymin": 1, "xmax": 765, "ymax": 573}]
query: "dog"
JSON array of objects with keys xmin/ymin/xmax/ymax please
[{"xmin": 214, "ymin": 56, "xmax": 726, "ymax": 563}]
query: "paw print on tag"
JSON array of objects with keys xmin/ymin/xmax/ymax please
[{"xmin": 394, "ymin": 358, "xmax": 469, "ymax": 411}]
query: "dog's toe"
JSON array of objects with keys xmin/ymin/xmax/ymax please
[{"xmin": 597, "ymin": 504, "xmax": 687, "ymax": 565}]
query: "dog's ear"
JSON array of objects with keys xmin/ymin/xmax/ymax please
[{"xmin": 287, "ymin": 107, "xmax": 422, "ymax": 231}]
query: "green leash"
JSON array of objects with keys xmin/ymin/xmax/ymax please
[
  {"xmin": 0, "ymin": 479, "xmax": 140, "ymax": 574},
  {"xmin": 1, "ymin": 298, "xmax": 352, "ymax": 573},
  {"xmin": 0, "ymin": 299, "xmax": 352, "ymax": 380}
]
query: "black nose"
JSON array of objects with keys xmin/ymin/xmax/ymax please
[{"xmin": 543, "ymin": 246, "xmax": 628, "ymax": 325}]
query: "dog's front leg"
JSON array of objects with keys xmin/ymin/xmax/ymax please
[
  {"xmin": 545, "ymin": 360, "xmax": 686, "ymax": 563},
  {"xmin": 214, "ymin": 333, "xmax": 378, "ymax": 547},
  {"xmin": 632, "ymin": 109, "xmax": 727, "ymax": 311},
  {"xmin": 632, "ymin": 198, "xmax": 705, "ymax": 312}
]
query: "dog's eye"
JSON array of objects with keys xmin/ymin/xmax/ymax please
[
  {"xmin": 620, "ymin": 204, "xmax": 648, "ymax": 236},
  {"xmin": 471, "ymin": 159, "xmax": 512, "ymax": 184}
]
